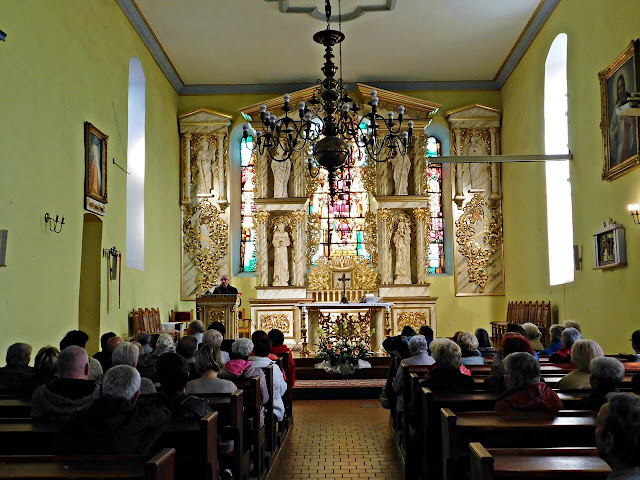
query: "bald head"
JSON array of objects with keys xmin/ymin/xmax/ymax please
[
  {"xmin": 58, "ymin": 346, "xmax": 89, "ymax": 380},
  {"xmin": 106, "ymin": 336, "xmax": 123, "ymax": 352}
]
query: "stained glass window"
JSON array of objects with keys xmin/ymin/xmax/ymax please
[
  {"xmin": 426, "ymin": 136, "xmax": 445, "ymax": 274},
  {"xmin": 240, "ymin": 137, "xmax": 257, "ymax": 272},
  {"xmin": 309, "ymin": 139, "xmax": 370, "ymax": 263}
]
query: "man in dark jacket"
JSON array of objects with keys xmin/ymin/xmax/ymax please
[
  {"xmin": 31, "ymin": 346, "xmax": 98, "ymax": 422},
  {"xmin": 60, "ymin": 365, "xmax": 170, "ymax": 455},
  {"xmin": 495, "ymin": 352, "xmax": 563, "ymax": 412},
  {"xmin": 156, "ymin": 353, "xmax": 209, "ymax": 419},
  {"xmin": 0, "ymin": 343, "xmax": 34, "ymax": 392},
  {"xmin": 93, "ymin": 333, "xmax": 122, "ymax": 372}
]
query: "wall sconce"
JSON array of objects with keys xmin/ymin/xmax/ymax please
[
  {"xmin": 44, "ymin": 213, "xmax": 65, "ymax": 233},
  {"xmin": 628, "ymin": 204, "xmax": 640, "ymax": 225}
]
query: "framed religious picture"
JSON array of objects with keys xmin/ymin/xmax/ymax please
[
  {"xmin": 84, "ymin": 122, "xmax": 108, "ymax": 209},
  {"xmin": 599, "ymin": 40, "xmax": 640, "ymax": 181},
  {"xmin": 593, "ymin": 221, "xmax": 627, "ymax": 270}
]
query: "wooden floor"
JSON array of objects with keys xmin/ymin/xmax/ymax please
[{"xmin": 267, "ymin": 400, "xmax": 402, "ymax": 480}]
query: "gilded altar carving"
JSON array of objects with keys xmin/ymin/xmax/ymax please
[
  {"xmin": 454, "ymin": 194, "xmax": 503, "ymax": 293},
  {"xmin": 306, "ymin": 212, "xmax": 321, "ymax": 268},
  {"xmin": 307, "ymin": 255, "xmax": 378, "ymax": 291},
  {"xmin": 363, "ymin": 211, "xmax": 378, "ymax": 266},
  {"xmin": 319, "ymin": 311, "xmax": 372, "ymax": 347},
  {"xmin": 255, "ymin": 211, "xmax": 270, "ymax": 225},
  {"xmin": 182, "ymin": 200, "xmax": 229, "ymax": 293},
  {"xmin": 208, "ymin": 310, "xmax": 225, "ymax": 324},
  {"xmin": 396, "ymin": 311, "xmax": 427, "ymax": 333},
  {"xmin": 260, "ymin": 313, "xmax": 291, "ymax": 333},
  {"xmin": 412, "ymin": 207, "xmax": 431, "ymax": 222},
  {"xmin": 362, "ymin": 160, "xmax": 377, "ymax": 194}
]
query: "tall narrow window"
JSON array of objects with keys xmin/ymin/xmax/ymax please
[
  {"xmin": 544, "ymin": 33, "xmax": 574, "ymax": 285},
  {"xmin": 240, "ymin": 137, "xmax": 257, "ymax": 272},
  {"xmin": 126, "ymin": 57, "xmax": 145, "ymax": 270},
  {"xmin": 426, "ymin": 136, "xmax": 445, "ymax": 273}
]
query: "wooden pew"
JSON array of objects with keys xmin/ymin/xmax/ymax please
[
  {"xmin": 469, "ymin": 443, "xmax": 610, "ymax": 480},
  {"xmin": 543, "ymin": 374, "xmax": 634, "ymax": 389},
  {"xmin": 273, "ymin": 355, "xmax": 293, "ymax": 438},
  {"xmin": 196, "ymin": 390, "xmax": 250, "ymax": 480},
  {"xmin": 0, "ymin": 448, "xmax": 176, "ymax": 480},
  {"xmin": 441, "ymin": 409, "xmax": 597, "ymax": 480},
  {"xmin": 0, "ymin": 398, "xmax": 31, "ymax": 418},
  {"xmin": 397, "ymin": 364, "xmax": 436, "ymax": 455},
  {"xmin": 230, "ymin": 377, "xmax": 266, "ymax": 480},
  {"xmin": 153, "ymin": 411, "xmax": 217, "ymax": 480},
  {"xmin": 259, "ymin": 366, "xmax": 277, "ymax": 471}
]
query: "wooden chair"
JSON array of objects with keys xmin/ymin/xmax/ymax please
[
  {"xmin": 130, "ymin": 308, "xmax": 179, "ymax": 342},
  {"xmin": 469, "ymin": 443, "xmax": 610, "ymax": 480},
  {"xmin": 0, "ymin": 448, "xmax": 176, "ymax": 480}
]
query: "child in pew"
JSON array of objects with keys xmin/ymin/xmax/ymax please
[{"xmin": 495, "ymin": 352, "xmax": 564, "ymax": 413}]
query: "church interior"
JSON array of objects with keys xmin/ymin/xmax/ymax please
[{"xmin": 2, "ymin": 0, "xmax": 640, "ymax": 479}]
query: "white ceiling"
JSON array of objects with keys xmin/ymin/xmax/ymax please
[{"xmin": 132, "ymin": 0, "xmax": 545, "ymax": 88}]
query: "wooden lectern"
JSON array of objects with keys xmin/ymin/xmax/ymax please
[{"xmin": 196, "ymin": 294, "xmax": 239, "ymax": 339}]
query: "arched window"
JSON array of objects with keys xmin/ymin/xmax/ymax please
[
  {"xmin": 308, "ymin": 140, "xmax": 370, "ymax": 262},
  {"xmin": 239, "ymin": 137, "xmax": 257, "ymax": 272},
  {"xmin": 126, "ymin": 57, "xmax": 145, "ymax": 270},
  {"xmin": 544, "ymin": 33, "xmax": 574, "ymax": 285},
  {"xmin": 426, "ymin": 136, "xmax": 445, "ymax": 273}
]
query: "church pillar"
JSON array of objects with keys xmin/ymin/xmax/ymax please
[
  {"xmin": 255, "ymin": 211, "xmax": 270, "ymax": 286},
  {"xmin": 376, "ymin": 154, "xmax": 391, "ymax": 196},
  {"xmin": 290, "ymin": 210, "xmax": 306, "ymax": 287},
  {"xmin": 489, "ymin": 127, "xmax": 501, "ymax": 207},
  {"xmin": 413, "ymin": 137, "xmax": 425, "ymax": 196},
  {"xmin": 181, "ymin": 133, "xmax": 192, "ymax": 204},
  {"xmin": 378, "ymin": 208, "xmax": 393, "ymax": 285},
  {"xmin": 413, "ymin": 207, "xmax": 430, "ymax": 284},
  {"xmin": 216, "ymin": 132, "xmax": 227, "ymax": 203},
  {"xmin": 453, "ymin": 128, "xmax": 465, "ymax": 209},
  {"xmin": 292, "ymin": 151, "xmax": 305, "ymax": 197}
]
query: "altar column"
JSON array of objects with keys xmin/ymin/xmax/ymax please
[
  {"xmin": 453, "ymin": 128, "xmax": 465, "ymax": 208},
  {"xmin": 292, "ymin": 151, "xmax": 306, "ymax": 197},
  {"xmin": 181, "ymin": 133, "xmax": 192, "ymax": 204},
  {"xmin": 308, "ymin": 309, "xmax": 319, "ymax": 353},
  {"xmin": 413, "ymin": 207, "xmax": 429, "ymax": 284},
  {"xmin": 216, "ymin": 132, "xmax": 227, "ymax": 203},
  {"xmin": 256, "ymin": 152, "xmax": 269, "ymax": 199},
  {"xmin": 489, "ymin": 127, "xmax": 501, "ymax": 207},
  {"xmin": 378, "ymin": 208, "xmax": 393, "ymax": 285},
  {"xmin": 255, "ymin": 211, "xmax": 270, "ymax": 286},
  {"xmin": 413, "ymin": 137, "xmax": 426, "ymax": 196},
  {"xmin": 290, "ymin": 210, "xmax": 306, "ymax": 287}
]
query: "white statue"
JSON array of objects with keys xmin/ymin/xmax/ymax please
[
  {"xmin": 390, "ymin": 151, "xmax": 410, "ymax": 195},
  {"xmin": 393, "ymin": 220, "xmax": 411, "ymax": 284},
  {"xmin": 272, "ymin": 222, "xmax": 291, "ymax": 286},
  {"xmin": 195, "ymin": 139, "xmax": 215, "ymax": 195},
  {"xmin": 271, "ymin": 159, "xmax": 291, "ymax": 198}
]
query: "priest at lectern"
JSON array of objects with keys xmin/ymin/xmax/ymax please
[{"xmin": 211, "ymin": 274, "xmax": 238, "ymax": 295}]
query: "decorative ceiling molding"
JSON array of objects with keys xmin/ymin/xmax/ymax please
[{"xmin": 264, "ymin": 0, "xmax": 397, "ymax": 22}]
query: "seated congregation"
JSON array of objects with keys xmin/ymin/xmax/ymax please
[
  {"xmin": 0, "ymin": 321, "xmax": 296, "ymax": 480},
  {"xmin": 385, "ymin": 321, "xmax": 640, "ymax": 480}
]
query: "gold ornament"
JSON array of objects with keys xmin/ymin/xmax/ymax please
[
  {"xmin": 255, "ymin": 211, "xmax": 270, "ymax": 224},
  {"xmin": 307, "ymin": 255, "xmax": 378, "ymax": 290},
  {"xmin": 306, "ymin": 212, "xmax": 321, "ymax": 268},
  {"xmin": 208, "ymin": 310, "xmax": 225, "ymax": 324},
  {"xmin": 260, "ymin": 313, "xmax": 291, "ymax": 333},
  {"xmin": 363, "ymin": 211, "xmax": 378, "ymax": 267},
  {"xmin": 397, "ymin": 311, "xmax": 427, "ymax": 333}
]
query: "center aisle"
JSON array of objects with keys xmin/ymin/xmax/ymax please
[{"xmin": 267, "ymin": 399, "xmax": 403, "ymax": 480}]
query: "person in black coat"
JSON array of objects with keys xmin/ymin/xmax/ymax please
[{"xmin": 156, "ymin": 353, "xmax": 209, "ymax": 419}]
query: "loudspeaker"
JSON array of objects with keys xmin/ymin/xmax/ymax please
[{"xmin": 0, "ymin": 230, "xmax": 7, "ymax": 266}]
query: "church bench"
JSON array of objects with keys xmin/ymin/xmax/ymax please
[
  {"xmin": 469, "ymin": 443, "xmax": 610, "ymax": 480},
  {"xmin": 152, "ymin": 412, "xmax": 217, "ymax": 480},
  {"xmin": 0, "ymin": 448, "xmax": 176, "ymax": 480},
  {"xmin": 397, "ymin": 364, "xmax": 436, "ymax": 454},
  {"xmin": 0, "ymin": 422, "xmax": 62, "ymax": 454},
  {"xmin": 272, "ymin": 354, "xmax": 293, "ymax": 437},
  {"xmin": 194, "ymin": 390, "xmax": 250, "ymax": 480},
  {"xmin": 542, "ymin": 374, "xmax": 634, "ymax": 388},
  {"xmin": 441, "ymin": 409, "xmax": 597, "ymax": 480},
  {"xmin": 259, "ymin": 366, "xmax": 277, "ymax": 472},
  {"xmin": 0, "ymin": 398, "xmax": 31, "ymax": 418},
  {"xmin": 228, "ymin": 377, "xmax": 266, "ymax": 480}
]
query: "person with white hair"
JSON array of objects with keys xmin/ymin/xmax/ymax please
[
  {"xmin": 218, "ymin": 338, "xmax": 268, "ymax": 406},
  {"xmin": 203, "ymin": 329, "xmax": 229, "ymax": 363},
  {"xmin": 31, "ymin": 345, "xmax": 99, "ymax": 423},
  {"xmin": 557, "ymin": 339, "xmax": 604, "ymax": 390},
  {"xmin": 549, "ymin": 327, "xmax": 583, "ymax": 363},
  {"xmin": 0, "ymin": 343, "xmax": 34, "ymax": 392},
  {"xmin": 112, "ymin": 342, "xmax": 156, "ymax": 394},
  {"xmin": 576, "ymin": 357, "xmax": 626, "ymax": 411},
  {"xmin": 418, "ymin": 339, "xmax": 476, "ymax": 393},
  {"xmin": 458, "ymin": 333, "xmax": 485, "ymax": 366},
  {"xmin": 392, "ymin": 335, "xmax": 435, "ymax": 412},
  {"xmin": 138, "ymin": 333, "xmax": 174, "ymax": 382},
  {"xmin": 495, "ymin": 352, "xmax": 564, "ymax": 413},
  {"xmin": 522, "ymin": 323, "xmax": 544, "ymax": 351},
  {"xmin": 186, "ymin": 320, "xmax": 205, "ymax": 344},
  {"xmin": 60, "ymin": 365, "xmax": 171, "ymax": 455}
]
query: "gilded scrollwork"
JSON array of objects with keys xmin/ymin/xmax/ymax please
[
  {"xmin": 362, "ymin": 160, "xmax": 377, "ymax": 194},
  {"xmin": 260, "ymin": 313, "xmax": 291, "ymax": 333},
  {"xmin": 306, "ymin": 212, "xmax": 321, "ymax": 268},
  {"xmin": 255, "ymin": 211, "xmax": 270, "ymax": 225},
  {"xmin": 396, "ymin": 311, "xmax": 427, "ymax": 333},
  {"xmin": 454, "ymin": 194, "xmax": 496, "ymax": 293},
  {"xmin": 363, "ymin": 211, "xmax": 378, "ymax": 267},
  {"xmin": 183, "ymin": 200, "xmax": 229, "ymax": 293},
  {"xmin": 307, "ymin": 255, "xmax": 378, "ymax": 291},
  {"xmin": 319, "ymin": 311, "xmax": 371, "ymax": 347},
  {"xmin": 208, "ymin": 310, "xmax": 225, "ymax": 324}
]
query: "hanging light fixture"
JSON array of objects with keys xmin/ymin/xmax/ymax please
[{"xmin": 242, "ymin": 0, "xmax": 413, "ymax": 197}]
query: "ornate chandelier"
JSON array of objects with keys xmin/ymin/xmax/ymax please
[{"xmin": 242, "ymin": 0, "xmax": 414, "ymax": 197}]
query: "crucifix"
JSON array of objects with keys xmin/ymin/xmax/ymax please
[{"xmin": 337, "ymin": 273, "xmax": 350, "ymax": 304}]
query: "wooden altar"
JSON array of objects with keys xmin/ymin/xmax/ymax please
[
  {"xmin": 296, "ymin": 302, "xmax": 393, "ymax": 355},
  {"xmin": 196, "ymin": 294, "xmax": 239, "ymax": 339}
]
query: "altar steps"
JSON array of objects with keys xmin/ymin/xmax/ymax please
[{"xmin": 292, "ymin": 356, "xmax": 390, "ymax": 400}]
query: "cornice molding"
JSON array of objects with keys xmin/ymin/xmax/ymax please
[{"xmin": 264, "ymin": 0, "xmax": 397, "ymax": 22}]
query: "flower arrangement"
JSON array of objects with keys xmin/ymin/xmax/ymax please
[{"xmin": 315, "ymin": 322, "xmax": 373, "ymax": 375}]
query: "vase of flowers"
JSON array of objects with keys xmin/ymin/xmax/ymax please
[{"xmin": 315, "ymin": 325, "xmax": 373, "ymax": 376}]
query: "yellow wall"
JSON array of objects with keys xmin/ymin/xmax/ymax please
[
  {"xmin": 0, "ymin": 0, "xmax": 188, "ymax": 356},
  {"xmin": 501, "ymin": 0, "xmax": 640, "ymax": 353},
  {"xmin": 180, "ymin": 91, "xmax": 505, "ymax": 337}
]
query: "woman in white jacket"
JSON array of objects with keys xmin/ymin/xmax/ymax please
[{"xmin": 249, "ymin": 331, "xmax": 287, "ymax": 421}]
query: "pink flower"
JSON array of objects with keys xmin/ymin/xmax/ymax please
[{"xmin": 354, "ymin": 349, "xmax": 360, "ymax": 355}]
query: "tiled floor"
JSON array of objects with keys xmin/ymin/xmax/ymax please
[{"xmin": 267, "ymin": 400, "xmax": 403, "ymax": 479}]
